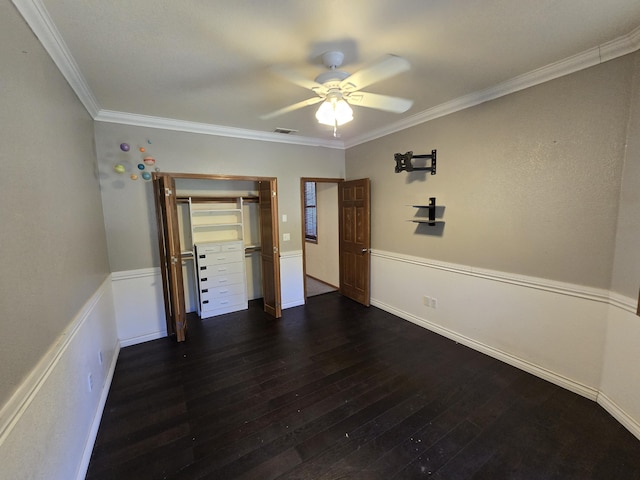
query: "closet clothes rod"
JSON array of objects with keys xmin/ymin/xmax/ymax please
[{"xmin": 176, "ymin": 195, "xmax": 259, "ymax": 203}]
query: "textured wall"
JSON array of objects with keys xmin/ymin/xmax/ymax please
[
  {"xmin": 611, "ymin": 52, "xmax": 640, "ymax": 299},
  {"xmin": 0, "ymin": 2, "xmax": 110, "ymax": 408},
  {"xmin": 346, "ymin": 55, "xmax": 635, "ymax": 291},
  {"xmin": 94, "ymin": 122, "xmax": 345, "ymax": 272}
]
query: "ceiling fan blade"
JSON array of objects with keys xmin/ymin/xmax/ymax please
[
  {"xmin": 340, "ymin": 54, "xmax": 411, "ymax": 92},
  {"xmin": 345, "ymin": 91, "xmax": 413, "ymax": 113},
  {"xmin": 270, "ymin": 65, "xmax": 328, "ymax": 95},
  {"xmin": 260, "ymin": 96, "xmax": 324, "ymax": 120}
]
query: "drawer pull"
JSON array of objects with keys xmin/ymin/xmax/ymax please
[
  {"xmin": 200, "ymin": 266, "xmax": 206, "ymax": 271},
  {"xmin": 218, "ymin": 279, "xmax": 228, "ymax": 283},
  {"xmin": 203, "ymin": 300, "xmax": 209, "ymax": 304},
  {"xmin": 201, "ymin": 277, "xmax": 207, "ymax": 282},
  {"xmin": 217, "ymin": 267, "xmax": 227, "ymax": 272},
  {"xmin": 199, "ymin": 254, "xmax": 205, "ymax": 259},
  {"xmin": 220, "ymin": 300, "xmax": 229, "ymax": 305},
  {"xmin": 217, "ymin": 256, "xmax": 226, "ymax": 261},
  {"xmin": 202, "ymin": 289, "xmax": 208, "ymax": 293},
  {"xmin": 220, "ymin": 289, "xmax": 229, "ymax": 294}
]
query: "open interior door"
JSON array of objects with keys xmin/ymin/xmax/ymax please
[
  {"xmin": 259, "ymin": 179, "xmax": 282, "ymax": 317},
  {"xmin": 152, "ymin": 174, "xmax": 187, "ymax": 341},
  {"xmin": 338, "ymin": 178, "xmax": 371, "ymax": 306}
]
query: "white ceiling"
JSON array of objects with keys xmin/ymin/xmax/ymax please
[{"xmin": 15, "ymin": 0, "xmax": 640, "ymax": 148}]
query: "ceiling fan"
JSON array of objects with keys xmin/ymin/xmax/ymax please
[{"xmin": 261, "ymin": 51, "xmax": 413, "ymax": 129}]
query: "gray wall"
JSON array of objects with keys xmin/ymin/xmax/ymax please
[
  {"xmin": 611, "ymin": 52, "xmax": 640, "ymax": 299},
  {"xmin": 93, "ymin": 122, "xmax": 345, "ymax": 272},
  {"xmin": 346, "ymin": 54, "xmax": 637, "ymax": 294},
  {"xmin": 0, "ymin": 3, "xmax": 110, "ymax": 407}
]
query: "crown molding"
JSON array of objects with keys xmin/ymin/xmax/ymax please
[
  {"xmin": 345, "ymin": 24, "xmax": 640, "ymax": 149},
  {"xmin": 12, "ymin": 0, "xmax": 100, "ymax": 118},
  {"xmin": 94, "ymin": 110, "xmax": 344, "ymax": 149},
  {"xmin": 14, "ymin": 0, "xmax": 640, "ymax": 150}
]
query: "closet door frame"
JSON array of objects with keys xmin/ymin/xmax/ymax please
[{"xmin": 152, "ymin": 172, "xmax": 282, "ymax": 342}]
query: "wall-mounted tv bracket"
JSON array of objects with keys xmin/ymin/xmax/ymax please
[{"xmin": 394, "ymin": 149, "xmax": 437, "ymax": 174}]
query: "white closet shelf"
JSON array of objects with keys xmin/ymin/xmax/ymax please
[
  {"xmin": 192, "ymin": 223, "xmax": 243, "ymax": 229},
  {"xmin": 192, "ymin": 209, "xmax": 242, "ymax": 213}
]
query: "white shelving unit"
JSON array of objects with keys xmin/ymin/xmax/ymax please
[
  {"xmin": 195, "ymin": 240, "xmax": 247, "ymax": 318},
  {"xmin": 178, "ymin": 196, "xmax": 258, "ymax": 319},
  {"xmin": 190, "ymin": 198, "xmax": 244, "ymax": 244},
  {"xmin": 175, "ymin": 195, "xmax": 262, "ymax": 318}
]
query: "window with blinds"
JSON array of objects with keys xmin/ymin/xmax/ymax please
[{"xmin": 304, "ymin": 181, "xmax": 317, "ymax": 243}]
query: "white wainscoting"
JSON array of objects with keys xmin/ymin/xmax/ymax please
[
  {"xmin": 598, "ymin": 303, "xmax": 640, "ymax": 439},
  {"xmin": 112, "ymin": 268, "xmax": 168, "ymax": 347},
  {"xmin": 0, "ymin": 277, "xmax": 120, "ymax": 480},
  {"xmin": 370, "ymin": 249, "xmax": 640, "ymax": 440},
  {"xmin": 112, "ymin": 253, "xmax": 305, "ymax": 346},
  {"xmin": 280, "ymin": 250, "xmax": 305, "ymax": 309}
]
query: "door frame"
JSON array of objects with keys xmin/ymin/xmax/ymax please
[
  {"xmin": 300, "ymin": 177, "xmax": 344, "ymax": 303},
  {"xmin": 153, "ymin": 171, "xmax": 282, "ymax": 340}
]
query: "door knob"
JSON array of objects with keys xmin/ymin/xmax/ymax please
[{"xmin": 361, "ymin": 248, "xmax": 369, "ymax": 255}]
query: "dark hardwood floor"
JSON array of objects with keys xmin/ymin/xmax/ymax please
[{"xmin": 86, "ymin": 293, "xmax": 640, "ymax": 479}]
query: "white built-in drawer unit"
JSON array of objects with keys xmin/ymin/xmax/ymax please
[{"xmin": 195, "ymin": 240, "xmax": 247, "ymax": 318}]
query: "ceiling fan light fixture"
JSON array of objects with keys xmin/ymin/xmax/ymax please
[{"xmin": 315, "ymin": 97, "xmax": 353, "ymax": 126}]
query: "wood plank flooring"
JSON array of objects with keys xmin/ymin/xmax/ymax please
[{"xmin": 86, "ymin": 293, "xmax": 640, "ymax": 479}]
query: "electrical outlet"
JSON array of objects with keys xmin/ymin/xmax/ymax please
[
  {"xmin": 423, "ymin": 295, "xmax": 431, "ymax": 307},
  {"xmin": 431, "ymin": 298, "xmax": 438, "ymax": 309},
  {"xmin": 283, "ymin": 233, "xmax": 290, "ymax": 241},
  {"xmin": 87, "ymin": 373, "xmax": 93, "ymax": 392}
]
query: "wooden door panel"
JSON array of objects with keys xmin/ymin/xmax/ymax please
[
  {"xmin": 338, "ymin": 178, "xmax": 371, "ymax": 306},
  {"xmin": 355, "ymin": 205, "xmax": 366, "ymax": 244},
  {"xmin": 259, "ymin": 179, "xmax": 282, "ymax": 317},
  {"xmin": 152, "ymin": 176, "xmax": 172, "ymax": 336},
  {"xmin": 152, "ymin": 174, "xmax": 187, "ymax": 341}
]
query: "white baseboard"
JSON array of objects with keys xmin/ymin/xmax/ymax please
[
  {"xmin": 76, "ymin": 340, "xmax": 120, "ymax": 480},
  {"xmin": 120, "ymin": 331, "xmax": 167, "ymax": 348},
  {"xmin": 597, "ymin": 391, "xmax": 640, "ymax": 441},
  {"xmin": 372, "ymin": 298, "xmax": 599, "ymax": 400}
]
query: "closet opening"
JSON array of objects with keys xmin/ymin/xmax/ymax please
[{"xmin": 153, "ymin": 172, "xmax": 281, "ymax": 342}]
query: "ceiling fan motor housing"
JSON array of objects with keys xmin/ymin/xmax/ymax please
[
  {"xmin": 315, "ymin": 51, "xmax": 351, "ymax": 85},
  {"xmin": 322, "ymin": 51, "xmax": 345, "ymax": 68}
]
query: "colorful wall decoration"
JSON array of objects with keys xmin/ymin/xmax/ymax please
[{"xmin": 112, "ymin": 139, "xmax": 160, "ymax": 182}]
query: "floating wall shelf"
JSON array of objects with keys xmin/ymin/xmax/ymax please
[{"xmin": 409, "ymin": 197, "xmax": 444, "ymax": 226}]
